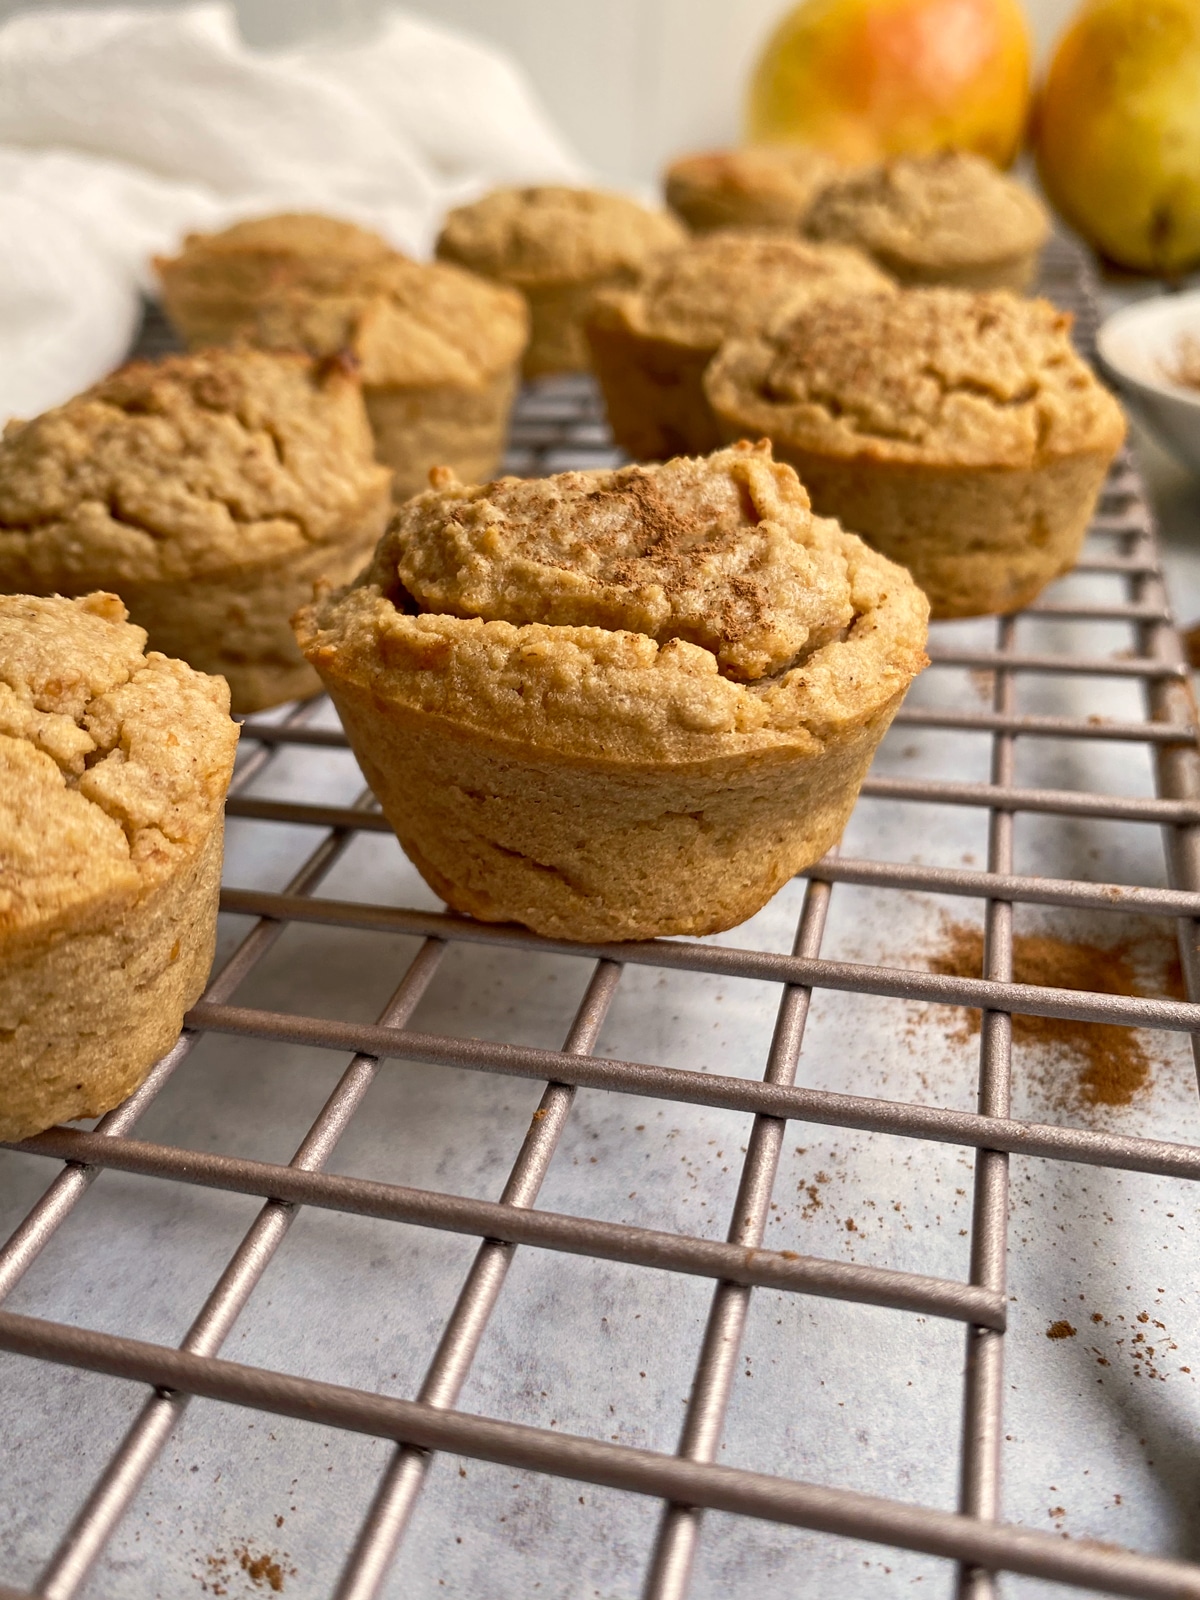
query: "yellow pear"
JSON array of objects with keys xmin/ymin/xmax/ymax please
[
  {"xmin": 746, "ymin": 0, "xmax": 1032, "ymax": 167},
  {"xmin": 1035, "ymin": 0, "xmax": 1200, "ymax": 275}
]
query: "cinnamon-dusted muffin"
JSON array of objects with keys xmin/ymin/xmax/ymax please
[
  {"xmin": 586, "ymin": 231, "xmax": 892, "ymax": 461},
  {"xmin": 0, "ymin": 348, "xmax": 392, "ymax": 712},
  {"xmin": 705, "ymin": 289, "xmax": 1126, "ymax": 618},
  {"xmin": 245, "ymin": 256, "xmax": 529, "ymax": 500},
  {"xmin": 155, "ymin": 211, "xmax": 396, "ymax": 347},
  {"xmin": 664, "ymin": 145, "xmax": 838, "ymax": 233},
  {"xmin": 294, "ymin": 442, "xmax": 928, "ymax": 942},
  {"xmin": 805, "ymin": 151, "xmax": 1050, "ymax": 290},
  {"xmin": 435, "ymin": 186, "xmax": 686, "ymax": 378},
  {"xmin": 0, "ymin": 593, "xmax": 238, "ymax": 1141}
]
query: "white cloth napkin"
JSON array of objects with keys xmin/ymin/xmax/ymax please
[{"xmin": 0, "ymin": 3, "xmax": 585, "ymax": 420}]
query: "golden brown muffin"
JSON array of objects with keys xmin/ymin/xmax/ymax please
[
  {"xmin": 155, "ymin": 211, "xmax": 396, "ymax": 347},
  {"xmin": 294, "ymin": 442, "xmax": 928, "ymax": 942},
  {"xmin": 435, "ymin": 185, "xmax": 686, "ymax": 377},
  {"xmin": 586, "ymin": 231, "xmax": 892, "ymax": 461},
  {"xmin": 244, "ymin": 256, "xmax": 529, "ymax": 500},
  {"xmin": 664, "ymin": 145, "xmax": 838, "ymax": 233},
  {"xmin": 0, "ymin": 348, "xmax": 393, "ymax": 712},
  {"xmin": 0, "ymin": 592, "xmax": 238, "ymax": 1140},
  {"xmin": 705, "ymin": 289, "xmax": 1126, "ymax": 618},
  {"xmin": 805, "ymin": 151, "xmax": 1051, "ymax": 290}
]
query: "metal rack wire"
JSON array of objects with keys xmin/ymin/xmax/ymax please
[{"xmin": 1, "ymin": 242, "xmax": 1199, "ymax": 1600}]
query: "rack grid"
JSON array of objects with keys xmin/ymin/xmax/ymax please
[{"xmin": 1, "ymin": 241, "xmax": 1199, "ymax": 1600}]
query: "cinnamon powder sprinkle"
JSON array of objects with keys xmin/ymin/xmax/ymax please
[
  {"xmin": 1047, "ymin": 1320, "xmax": 1078, "ymax": 1340},
  {"xmin": 237, "ymin": 1548, "xmax": 287, "ymax": 1593},
  {"xmin": 929, "ymin": 919, "xmax": 1183, "ymax": 1110}
]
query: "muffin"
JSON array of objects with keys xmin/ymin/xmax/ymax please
[
  {"xmin": 705, "ymin": 289, "xmax": 1126, "ymax": 618},
  {"xmin": 155, "ymin": 212, "xmax": 396, "ymax": 347},
  {"xmin": 586, "ymin": 231, "xmax": 892, "ymax": 461},
  {"xmin": 435, "ymin": 186, "xmax": 686, "ymax": 378},
  {"xmin": 294, "ymin": 442, "xmax": 928, "ymax": 942},
  {"xmin": 805, "ymin": 151, "xmax": 1050, "ymax": 290},
  {"xmin": 0, "ymin": 592, "xmax": 238, "ymax": 1141},
  {"xmin": 664, "ymin": 145, "xmax": 838, "ymax": 233},
  {"xmin": 245, "ymin": 256, "xmax": 529, "ymax": 500},
  {"xmin": 0, "ymin": 348, "xmax": 393, "ymax": 712}
]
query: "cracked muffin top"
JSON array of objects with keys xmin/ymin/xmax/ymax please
[
  {"xmin": 244, "ymin": 256, "xmax": 529, "ymax": 390},
  {"xmin": 664, "ymin": 145, "xmax": 839, "ymax": 233},
  {"xmin": 805, "ymin": 151, "xmax": 1049, "ymax": 280},
  {"xmin": 435, "ymin": 185, "xmax": 686, "ymax": 287},
  {"xmin": 587, "ymin": 231, "xmax": 892, "ymax": 354},
  {"xmin": 155, "ymin": 211, "xmax": 397, "ymax": 345},
  {"xmin": 705, "ymin": 289, "xmax": 1127, "ymax": 469},
  {"xmin": 295, "ymin": 441, "xmax": 929, "ymax": 763},
  {"xmin": 0, "ymin": 348, "xmax": 393, "ymax": 592},
  {"xmin": 0, "ymin": 592, "xmax": 238, "ymax": 953}
]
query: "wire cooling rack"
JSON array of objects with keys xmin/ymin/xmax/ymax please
[{"xmin": 1, "ymin": 243, "xmax": 1199, "ymax": 1600}]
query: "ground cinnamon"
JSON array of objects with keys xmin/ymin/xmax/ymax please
[
  {"xmin": 928, "ymin": 918, "xmax": 1183, "ymax": 1110},
  {"xmin": 237, "ymin": 1548, "xmax": 288, "ymax": 1593}
]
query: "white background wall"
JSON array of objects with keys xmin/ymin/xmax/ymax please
[
  {"xmin": 1, "ymin": 0, "xmax": 1081, "ymax": 185},
  {"xmin": 392, "ymin": 0, "xmax": 1080, "ymax": 185}
]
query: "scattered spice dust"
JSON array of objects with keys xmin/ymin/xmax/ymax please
[
  {"xmin": 1047, "ymin": 1320, "xmax": 1078, "ymax": 1340},
  {"xmin": 238, "ymin": 1547, "xmax": 289, "ymax": 1593},
  {"xmin": 196, "ymin": 1541, "xmax": 296, "ymax": 1595},
  {"xmin": 928, "ymin": 918, "xmax": 1183, "ymax": 1111}
]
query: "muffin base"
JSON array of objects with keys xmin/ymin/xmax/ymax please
[
  {"xmin": 878, "ymin": 249, "xmax": 1040, "ymax": 292},
  {"xmin": 587, "ymin": 320, "xmax": 721, "ymax": 462},
  {"xmin": 116, "ymin": 536, "xmax": 379, "ymax": 713},
  {"xmin": 769, "ymin": 446, "xmax": 1114, "ymax": 619},
  {"xmin": 0, "ymin": 820, "xmax": 223, "ymax": 1141},
  {"xmin": 366, "ymin": 369, "xmax": 519, "ymax": 501},
  {"xmin": 320, "ymin": 675, "xmax": 902, "ymax": 943},
  {"xmin": 522, "ymin": 275, "xmax": 646, "ymax": 379}
]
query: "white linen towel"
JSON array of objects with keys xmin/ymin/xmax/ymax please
[{"xmin": 0, "ymin": 3, "xmax": 584, "ymax": 419}]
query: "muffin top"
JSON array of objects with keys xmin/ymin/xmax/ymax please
[
  {"xmin": 435, "ymin": 185, "xmax": 686, "ymax": 287},
  {"xmin": 0, "ymin": 592, "xmax": 238, "ymax": 953},
  {"xmin": 805, "ymin": 152, "xmax": 1050, "ymax": 277},
  {"xmin": 0, "ymin": 348, "xmax": 393, "ymax": 591},
  {"xmin": 664, "ymin": 145, "xmax": 838, "ymax": 233},
  {"xmin": 704, "ymin": 289, "xmax": 1127, "ymax": 469},
  {"xmin": 296, "ymin": 441, "xmax": 929, "ymax": 764},
  {"xmin": 155, "ymin": 212, "xmax": 397, "ymax": 342},
  {"xmin": 588, "ymin": 231, "xmax": 892, "ymax": 354},
  {"xmin": 246, "ymin": 255, "xmax": 529, "ymax": 390}
]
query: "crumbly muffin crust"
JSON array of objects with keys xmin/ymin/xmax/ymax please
[
  {"xmin": 664, "ymin": 145, "xmax": 838, "ymax": 233},
  {"xmin": 296, "ymin": 443, "xmax": 928, "ymax": 939},
  {"xmin": 247, "ymin": 256, "xmax": 529, "ymax": 392},
  {"xmin": 155, "ymin": 211, "xmax": 397, "ymax": 346},
  {"xmin": 436, "ymin": 186, "xmax": 685, "ymax": 286},
  {"xmin": 0, "ymin": 349, "xmax": 393, "ymax": 709},
  {"xmin": 706, "ymin": 289, "xmax": 1124, "ymax": 468},
  {"xmin": 0, "ymin": 348, "xmax": 391, "ymax": 585},
  {"xmin": 246, "ymin": 257, "xmax": 528, "ymax": 500},
  {"xmin": 586, "ymin": 232, "xmax": 891, "ymax": 460},
  {"xmin": 312, "ymin": 442, "xmax": 927, "ymax": 758},
  {"xmin": 436, "ymin": 186, "xmax": 686, "ymax": 377},
  {"xmin": 706, "ymin": 290, "xmax": 1126, "ymax": 619},
  {"xmin": 1, "ymin": 592, "xmax": 238, "ymax": 1138},
  {"xmin": 1, "ymin": 593, "xmax": 236, "ymax": 930},
  {"xmin": 805, "ymin": 151, "xmax": 1050, "ymax": 288},
  {"xmin": 590, "ymin": 231, "xmax": 891, "ymax": 353},
  {"xmin": 391, "ymin": 450, "xmax": 860, "ymax": 683}
]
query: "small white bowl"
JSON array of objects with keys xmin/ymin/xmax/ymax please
[{"xmin": 1096, "ymin": 290, "xmax": 1200, "ymax": 476}]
